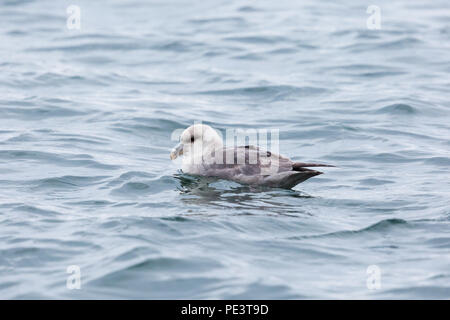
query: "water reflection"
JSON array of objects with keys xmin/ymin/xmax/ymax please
[{"xmin": 174, "ymin": 172, "xmax": 314, "ymax": 216}]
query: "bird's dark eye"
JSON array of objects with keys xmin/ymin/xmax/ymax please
[{"xmin": 190, "ymin": 136, "xmax": 194, "ymax": 143}]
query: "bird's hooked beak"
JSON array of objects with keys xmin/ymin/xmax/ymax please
[{"xmin": 170, "ymin": 142, "xmax": 183, "ymax": 160}]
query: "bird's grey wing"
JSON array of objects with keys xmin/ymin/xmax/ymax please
[
  {"xmin": 200, "ymin": 146, "xmax": 294, "ymax": 184},
  {"xmin": 199, "ymin": 146, "xmax": 327, "ymax": 188}
]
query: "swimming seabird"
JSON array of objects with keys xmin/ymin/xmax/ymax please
[{"xmin": 170, "ymin": 124, "xmax": 333, "ymax": 189}]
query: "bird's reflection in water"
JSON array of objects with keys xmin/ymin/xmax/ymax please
[{"xmin": 173, "ymin": 172, "xmax": 314, "ymax": 217}]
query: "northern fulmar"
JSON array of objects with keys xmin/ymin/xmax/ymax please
[{"xmin": 170, "ymin": 124, "xmax": 334, "ymax": 189}]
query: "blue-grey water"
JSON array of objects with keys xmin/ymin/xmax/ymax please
[{"xmin": 1, "ymin": 0, "xmax": 449, "ymax": 299}]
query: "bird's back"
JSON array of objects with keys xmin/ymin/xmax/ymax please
[{"xmin": 196, "ymin": 146, "xmax": 322, "ymax": 188}]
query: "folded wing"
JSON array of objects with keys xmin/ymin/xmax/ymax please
[{"xmin": 198, "ymin": 146, "xmax": 331, "ymax": 188}]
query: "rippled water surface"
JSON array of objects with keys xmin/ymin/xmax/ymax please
[{"xmin": 1, "ymin": 0, "xmax": 449, "ymax": 299}]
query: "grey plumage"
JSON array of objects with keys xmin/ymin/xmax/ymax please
[{"xmin": 198, "ymin": 146, "xmax": 331, "ymax": 189}]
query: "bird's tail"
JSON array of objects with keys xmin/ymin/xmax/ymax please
[{"xmin": 292, "ymin": 162, "xmax": 335, "ymax": 171}]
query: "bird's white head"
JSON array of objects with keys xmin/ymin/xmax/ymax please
[{"xmin": 170, "ymin": 124, "xmax": 223, "ymax": 161}]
